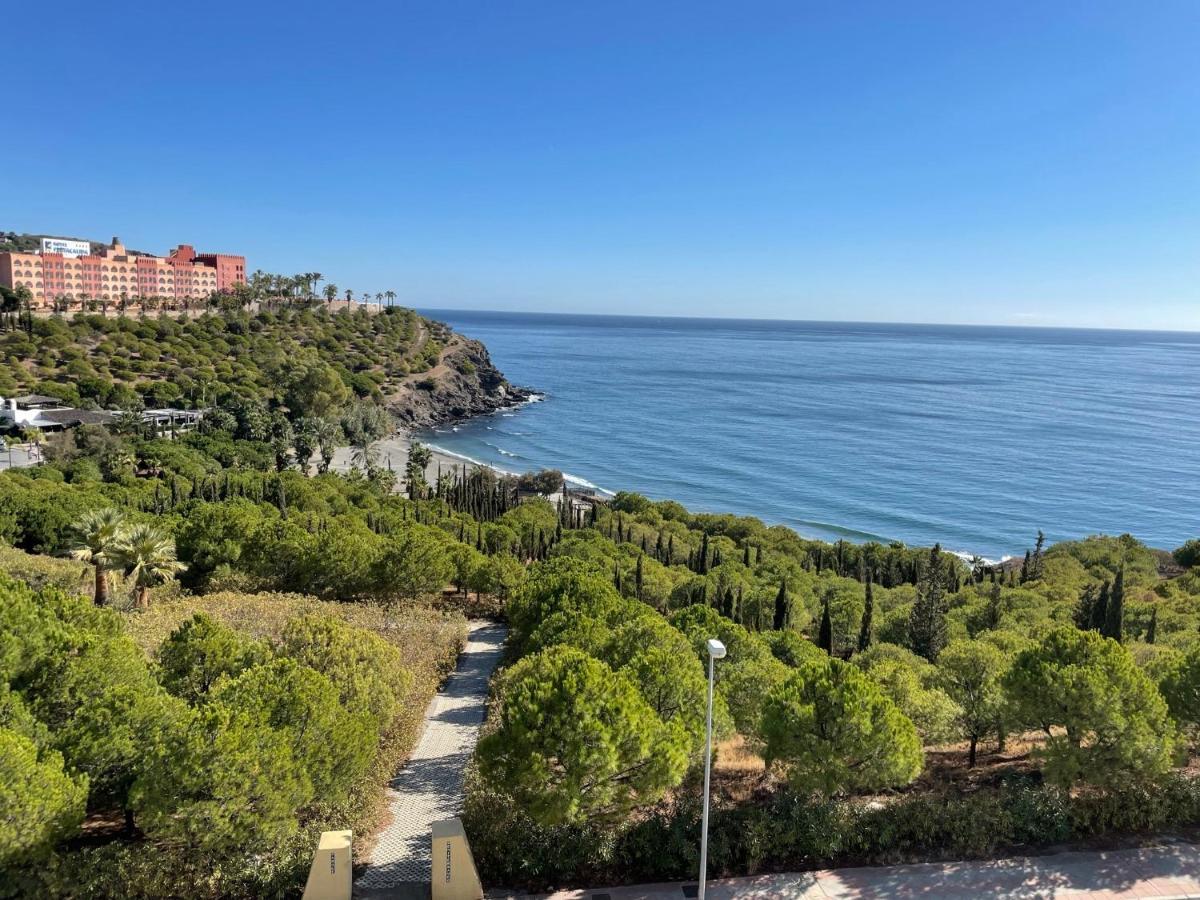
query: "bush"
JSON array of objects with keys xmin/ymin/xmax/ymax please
[
  {"xmin": 465, "ymin": 775, "xmax": 1200, "ymax": 891},
  {"xmin": 1173, "ymin": 539, "xmax": 1200, "ymax": 569}
]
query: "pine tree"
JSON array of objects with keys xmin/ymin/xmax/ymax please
[
  {"xmin": 909, "ymin": 543, "xmax": 948, "ymax": 661},
  {"xmin": 857, "ymin": 572, "xmax": 875, "ymax": 652},
  {"xmin": 773, "ymin": 579, "xmax": 789, "ymax": 631},
  {"xmin": 1104, "ymin": 566, "xmax": 1125, "ymax": 642},
  {"xmin": 1146, "ymin": 607, "xmax": 1157, "ymax": 644},
  {"xmin": 818, "ymin": 592, "xmax": 833, "ymax": 654}
]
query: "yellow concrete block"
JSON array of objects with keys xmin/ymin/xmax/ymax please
[
  {"xmin": 302, "ymin": 829, "xmax": 352, "ymax": 900},
  {"xmin": 431, "ymin": 818, "xmax": 483, "ymax": 900}
]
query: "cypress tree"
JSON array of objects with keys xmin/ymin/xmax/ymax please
[
  {"xmin": 1073, "ymin": 584, "xmax": 1096, "ymax": 630},
  {"xmin": 735, "ymin": 585, "xmax": 744, "ymax": 626},
  {"xmin": 1020, "ymin": 550, "xmax": 1031, "ymax": 584},
  {"xmin": 742, "ymin": 544, "xmax": 751, "ymax": 567},
  {"xmin": 667, "ymin": 535, "xmax": 675, "ymax": 566},
  {"xmin": 1090, "ymin": 581, "xmax": 1110, "ymax": 632},
  {"xmin": 1146, "ymin": 607, "xmax": 1158, "ymax": 644},
  {"xmin": 635, "ymin": 554, "xmax": 644, "ymax": 601},
  {"xmin": 1032, "ymin": 529, "xmax": 1046, "ymax": 581},
  {"xmin": 1104, "ymin": 566, "xmax": 1125, "ymax": 642},
  {"xmin": 818, "ymin": 592, "xmax": 833, "ymax": 654},
  {"xmin": 857, "ymin": 572, "xmax": 875, "ymax": 652},
  {"xmin": 773, "ymin": 579, "xmax": 789, "ymax": 631},
  {"xmin": 613, "ymin": 562, "xmax": 622, "ymax": 594},
  {"xmin": 698, "ymin": 533, "xmax": 710, "ymax": 575},
  {"xmin": 908, "ymin": 543, "xmax": 948, "ymax": 661}
]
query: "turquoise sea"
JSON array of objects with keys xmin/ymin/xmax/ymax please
[{"xmin": 416, "ymin": 311, "xmax": 1200, "ymax": 561}]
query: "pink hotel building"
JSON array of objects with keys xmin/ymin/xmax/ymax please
[{"xmin": 0, "ymin": 237, "xmax": 246, "ymax": 309}]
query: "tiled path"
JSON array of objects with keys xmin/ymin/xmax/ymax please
[
  {"xmin": 356, "ymin": 620, "xmax": 507, "ymax": 899},
  {"xmin": 516, "ymin": 841, "xmax": 1200, "ymax": 899}
]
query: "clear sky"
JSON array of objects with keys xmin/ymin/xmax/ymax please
[{"xmin": 5, "ymin": 1, "xmax": 1199, "ymax": 329}]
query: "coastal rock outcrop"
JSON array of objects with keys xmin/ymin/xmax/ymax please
[{"xmin": 386, "ymin": 332, "xmax": 535, "ymax": 427}]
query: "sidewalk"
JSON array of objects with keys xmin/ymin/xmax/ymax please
[
  {"xmin": 512, "ymin": 841, "xmax": 1200, "ymax": 899},
  {"xmin": 356, "ymin": 621, "xmax": 507, "ymax": 899}
]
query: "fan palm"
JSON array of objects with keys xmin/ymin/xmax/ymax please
[
  {"xmin": 68, "ymin": 507, "xmax": 128, "ymax": 606},
  {"xmin": 113, "ymin": 523, "xmax": 186, "ymax": 609},
  {"xmin": 351, "ymin": 441, "xmax": 377, "ymax": 472}
]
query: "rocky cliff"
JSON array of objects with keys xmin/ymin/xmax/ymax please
[{"xmin": 386, "ymin": 332, "xmax": 535, "ymax": 427}]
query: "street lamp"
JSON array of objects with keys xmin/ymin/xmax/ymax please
[{"xmin": 698, "ymin": 637, "xmax": 726, "ymax": 900}]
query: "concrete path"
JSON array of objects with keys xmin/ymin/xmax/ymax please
[
  {"xmin": 356, "ymin": 620, "xmax": 507, "ymax": 899},
  {"xmin": 516, "ymin": 841, "xmax": 1200, "ymax": 899}
]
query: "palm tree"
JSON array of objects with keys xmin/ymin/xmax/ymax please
[
  {"xmin": 385, "ymin": 290, "xmax": 396, "ymax": 308},
  {"xmin": 344, "ymin": 288, "xmax": 354, "ymax": 305},
  {"xmin": 311, "ymin": 272, "xmax": 323, "ymax": 299},
  {"xmin": 23, "ymin": 427, "xmax": 43, "ymax": 463},
  {"xmin": 113, "ymin": 523, "xmax": 185, "ymax": 609},
  {"xmin": 324, "ymin": 283, "xmax": 338, "ymax": 306},
  {"xmin": 68, "ymin": 507, "xmax": 128, "ymax": 606},
  {"xmin": 314, "ymin": 417, "xmax": 343, "ymax": 473},
  {"xmin": 350, "ymin": 441, "xmax": 377, "ymax": 473}
]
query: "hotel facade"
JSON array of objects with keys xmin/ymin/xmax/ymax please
[{"xmin": 0, "ymin": 237, "xmax": 246, "ymax": 309}]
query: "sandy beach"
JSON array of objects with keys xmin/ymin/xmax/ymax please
[{"xmin": 325, "ymin": 428, "xmax": 519, "ymax": 491}]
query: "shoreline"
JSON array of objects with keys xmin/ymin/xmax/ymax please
[{"xmin": 347, "ymin": 428, "xmax": 1016, "ymax": 567}]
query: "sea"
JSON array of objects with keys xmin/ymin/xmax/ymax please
[{"xmin": 415, "ymin": 311, "xmax": 1200, "ymax": 562}]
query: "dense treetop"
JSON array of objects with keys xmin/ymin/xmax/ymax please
[{"xmin": 0, "ymin": 305, "xmax": 448, "ymax": 411}]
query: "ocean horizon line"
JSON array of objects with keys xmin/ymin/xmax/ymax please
[{"xmin": 417, "ymin": 307, "xmax": 1200, "ymax": 338}]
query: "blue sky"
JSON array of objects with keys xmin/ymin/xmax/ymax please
[{"xmin": 4, "ymin": 1, "xmax": 1199, "ymax": 329}]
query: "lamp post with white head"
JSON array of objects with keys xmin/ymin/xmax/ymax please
[{"xmin": 698, "ymin": 637, "xmax": 726, "ymax": 900}]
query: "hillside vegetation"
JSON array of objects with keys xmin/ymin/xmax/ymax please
[
  {"xmin": 0, "ymin": 306, "xmax": 453, "ymax": 411},
  {"xmin": 2, "ymin": 307, "xmax": 1200, "ymax": 895}
]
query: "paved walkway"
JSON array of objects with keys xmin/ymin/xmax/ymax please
[
  {"xmin": 517, "ymin": 842, "xmax": 1200, "ymax": 899},
  {"xmin": 356, "ymin": 620, "xmax": 507, "ymax": 899}
]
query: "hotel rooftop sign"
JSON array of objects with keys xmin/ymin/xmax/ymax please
[{"xmin": 39, "ymin": 237, "xmax": 91, "ymax": 257}]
